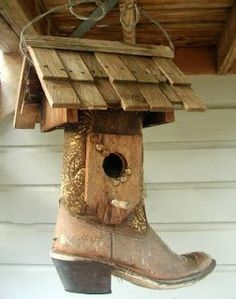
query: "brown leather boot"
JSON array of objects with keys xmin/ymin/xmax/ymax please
[{"xmin": 51, "ymin": 111, "xmax": 216, "ymax": 294}]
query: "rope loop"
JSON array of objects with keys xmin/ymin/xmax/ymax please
[
  {"xmin": 119, "ymin": 2, "xmax": 140, "ymax": 30},
  {"xmin": 67, "ymin": 0, "xmax": 107, "ymax": 21}
]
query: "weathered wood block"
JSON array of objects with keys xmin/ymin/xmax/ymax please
[{"xmin": 85, "ymin": 132, "xmax": 143, "ymax": 225}]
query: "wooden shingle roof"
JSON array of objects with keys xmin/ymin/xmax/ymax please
[{"xmin": 15, "ymin": 36, "xmax": 206, "ymax": 130}]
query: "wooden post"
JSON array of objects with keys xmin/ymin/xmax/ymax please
[{"xmin": 119, "ymin": 0, "xmax": 137, "ymax": 44}]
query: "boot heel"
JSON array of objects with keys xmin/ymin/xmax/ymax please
[{"xmin": 52, "ymin": 257, "xmax": 112, "ymax": 294}]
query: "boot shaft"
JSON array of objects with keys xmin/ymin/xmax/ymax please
[
  {"xmin": 52, "ymin": 110, "xmax": 215, "ymax": 293},
  {"xmin": 60, "ymin": 110, "xmax": 148, "ymax": 230}
]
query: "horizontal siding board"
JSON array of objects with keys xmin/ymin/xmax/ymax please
[
  {"xmin": 191, "ymin": 75, "xmax": 236, "ymax": 109},
  {"xmin": 0, "ymin": 224, "xmax": 235, "ymax": 265},
  {"xmin": 144, "ymin": 140, "xmax": 236, "ymax": 150},
  {"xmin": 0, "ymin": 265, "xmax": 235, "ymax": 299},
  {"xmin": 0, "ymin": 148, "xmax": 62, "ymax": 185},
  {"xmin": 144, "ymin": 148, "xmax": 236, "ymax": 183},
  {"xmin": 1, "ymin": 187, "xmax": 236, "ymax": 224},
  {"xmin": 0, "ymin": 119, "xmax": 63, "ymax": 146},
  {"xmin": 156, "ymin": 227, "xmax": 236, "ymax": 265},
  {"xmin": 2, "ymin": 109, "xmax": 236, "ymax": 146},
  {"xmin": 146, "ymin": 189, "xmax": 236, "ymax": 223},
  {"xmin": 1, "ymin": 148, "xmax": 236, "ymax": 184},
  {"xmin": 143, "ymin": 109, "xmax": 236, "ymax": 144},
  {"xmin": 0, "ymin": 188, "xmax": 59, "ymax": 223}
]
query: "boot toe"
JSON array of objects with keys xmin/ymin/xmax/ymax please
[{"xmin": 182, "ymin": 251, "xmax": 216, "ymax": 279}]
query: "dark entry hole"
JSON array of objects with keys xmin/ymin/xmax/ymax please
[{"xmin": 103, "ymin": 153, "xmax": 126, "ymax": 178}]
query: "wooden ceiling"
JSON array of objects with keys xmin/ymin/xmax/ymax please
[
  {"xmin": 43, "ymin": 0, "xmax": 233, "ymax": 47},
  {"xmin": 0, "ymin": 0, "xmax": 236, "ymax": 74}
]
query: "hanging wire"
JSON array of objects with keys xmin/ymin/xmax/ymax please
[
  {"xmin": 20, "ymin": 0, "xmax": 174, "ymax": 64},
  {"xmin": 119, "ymin": 3, "xmax": 175, "ymax": 52},
  {"xmin": 140, "ymin": 9, "xmax": 175, "ymax": 52},
  {"xmin": 19, "ymin": 0, "xmax": 107, "ymax": 64}
]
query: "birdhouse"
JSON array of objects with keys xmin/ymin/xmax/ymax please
[
  {"xmin": 15, "ymin": 35, "xmax": 206, "ymax": 224},
  {"xmin": 14, "ymin": 35, "xmax": 213, "ymax": 294}
]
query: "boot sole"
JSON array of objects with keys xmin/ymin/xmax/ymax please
[
  {"xmin": 51, "ymin": 252, "xmax": 216, "ymax": 291},
  {"xmin": 113, "ymin": 259, "xmax": 216, "ymax": 289}
]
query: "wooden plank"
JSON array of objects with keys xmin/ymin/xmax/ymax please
[
  {"xmin": 0, "ymin": 0, "xmax": 40, "ymax": 36},
  {"xmin": 41, "ymin": 97, "xmax": 78, "ymax": 132},
  {"xmin": 58, "ymin": 50, "xmax": 107, "ymax": 109},
  {"xmin": 136, "ymin": 56, "xmax": 167, "ymax": 82},
  {"xmin": 72, "ymin": 82, "xmax": 107, "ymax": 110},
  {"xmin": 89, "ymin": 110, "xmax": 143, "ymax": 135},
  {"xmin": 55, "ymin": 47, "xmax": 219, "ymax": 75},
  {"xmin": 0, "ymin": 53, "xmax": 22, "ymax": 119},
  {"xmin": 71, "ymin": 0, "xmax": 118, "ymax": 37},
  {"xmin": 52, "ymin": 6, "xmax": 229, "ymax": 25},
  {"xmin": 112, "ymin": 82, "xmax": 149, "ymax": 111},
  {"xmin": 42, "ymin": 0, "xmax": 232, "ymax": 12},
  {"xmin": 29, "ymin": 46, "xmax": 82, "ymax": 108},
  {"xmin": 28, "ymin": 47, "xmax": 68, "ymax": 80},
  {"xmin": 42, "ymin": 80, "xmax": 80, "ymax": 108},
  {"xmin": 85, "ymin": 132, "xmax": 143, "ymax": 224},
  {"xmin": 153, "ymin": 57, "xmax": 191, "ymax": 85},
  {"xmin": 95, "ymin": 79, "xmax": 121, "ymax": 108},
  {"xmin": 57, "ymin": 50, "xmax": 94, "ymax": 82},
  {"xmin": 80, "ymin": 52, "xmax": 108, "ymax": 78},
  {"xmin": 25, "ymin": 35, "xmax": 174, "ymax": 58},
  {"xmin": 13, "ymin": 57, "xmax": 32, "ymax": 129},
  {"xmin": 139, "ymin": 84, "xmax": 173, "ymax": 111},
  {"xmin": 95, "ymin": 53, "xmax": 136, "ymax": 82},
  {"xmin": 173, "ymin": 86, "xmax": 207, "ymax": 111},
  {"xmin": 143, "ymin": 111, "xmax": 175, "ymax": 127},
  {"xmin": 0, "ymin": 16, "xmax": 19, "ymax": 53},
  {"xmin": 121, "ymin": 55, "xmax": 158, "ymax": 83},
  {"xmin": 81, "ymin": 23, "xmax": 221, "ymax": 47},
  {"xmin": 86, "ymin": 7, "xmax": 228, "ymax": 25},
  {"xmin": 218, "ymin": 2, "xmax": 236, "ymax": 73},
  {"xmin": 18, "ymin": 103, "xmax": 40, "ymax": 129},
  {"xmin": 159, "ymin": 83, "xmax": 182, "ymax": 104}
]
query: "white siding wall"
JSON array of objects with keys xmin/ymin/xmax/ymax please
[{"xmin": 0, "ymin": 76, "xmax": 236, "ymax": 299}]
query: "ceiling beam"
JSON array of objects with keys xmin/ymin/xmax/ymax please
[
  {"xmin": 0, "ymin": 16, "xmax": 19, "ymax": 53},
  {"xmin": 0, "ymin": 0, "xmax": 51, "ymax": 37},
  {"xmin": 71, "ymin": 0, "xmax": 118, "ymax": 37},
  {"xmin": 0, "ymin": 53, "xmax": 22, "ymax": 119},
  {"xmin": 0, "ymin": 0, "xmax": 54, "ymax": 121},
  {"xmin": 217, "ymin": 2, "xmax": 236, "ymax": 74}
]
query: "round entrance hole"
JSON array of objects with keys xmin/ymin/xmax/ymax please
[{"xmin": 103, "ymin": 153, "xmax": 127, "ymax": 178}]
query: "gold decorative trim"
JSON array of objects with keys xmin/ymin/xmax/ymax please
[{"xmin": 61, "ymin": 112, "xmax": 93, "ymax": 216}]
